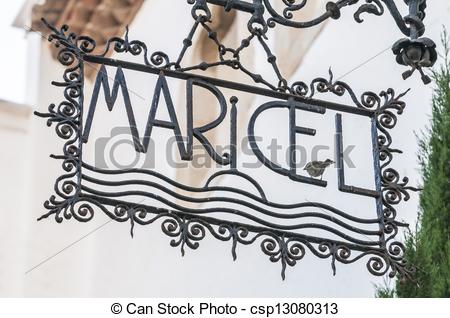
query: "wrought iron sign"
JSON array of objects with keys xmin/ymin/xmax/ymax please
[{"xmin": 35, "ymin": 0, "xmax": 431, "ymax": 280}]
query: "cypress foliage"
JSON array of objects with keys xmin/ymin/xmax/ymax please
[{"xmin": 377, "ymin": 30, "xmax": 450, "ymax": 298}]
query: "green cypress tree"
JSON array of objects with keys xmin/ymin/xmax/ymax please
[{"xmin": 377, "ymin": 30, "xmax": 450, "ymax": 298}]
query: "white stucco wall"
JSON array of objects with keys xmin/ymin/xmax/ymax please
[
  {"xmin": 1, "ymin": 0, "xmax": 449, "ymax": 297},
  {"xmin": 0, "ymin": 101, "xmax": 32, "ymax": 297}
]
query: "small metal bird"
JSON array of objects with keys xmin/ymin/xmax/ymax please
[{"xmin": 303, "ymin": 159, "xmax": 334, "ymax": 180}]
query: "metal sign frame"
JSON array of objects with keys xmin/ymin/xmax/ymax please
[{"xmin": 35, "ymin": 0, "xmax": 424, "ymax": 280}]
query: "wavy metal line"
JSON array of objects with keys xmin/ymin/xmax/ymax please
[
  {"xmin": 82, "ymin": 163, "xmax": 380, "ymax": 224},
  {"xmin": 81, "ymin": 173, "xmax": 380, "ymax": 237},
  {"xmin": 80, "ymin": 185, "xmax": 381, "ymax": 245}
]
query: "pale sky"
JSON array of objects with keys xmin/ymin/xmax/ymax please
[{"xmin": 0, "ymin": 0, "xmax": 27, "ymax": 104}]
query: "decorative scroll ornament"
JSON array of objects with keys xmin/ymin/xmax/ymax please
[
  {"xmin": 204, "ymin": 0, "xmax": 436, "ymax": 84},
  {"xmin": 35, "ymin": 0, "xmax": 423, "ymax": 280}
]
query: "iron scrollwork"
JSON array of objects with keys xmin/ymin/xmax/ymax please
[
  {"xmin": 35, "ymin": 0, "xmax": 421, "ymax": 281},
  {"xmin": 204, "ymin": 0, "xmax": 436, "ymax": 84}
]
